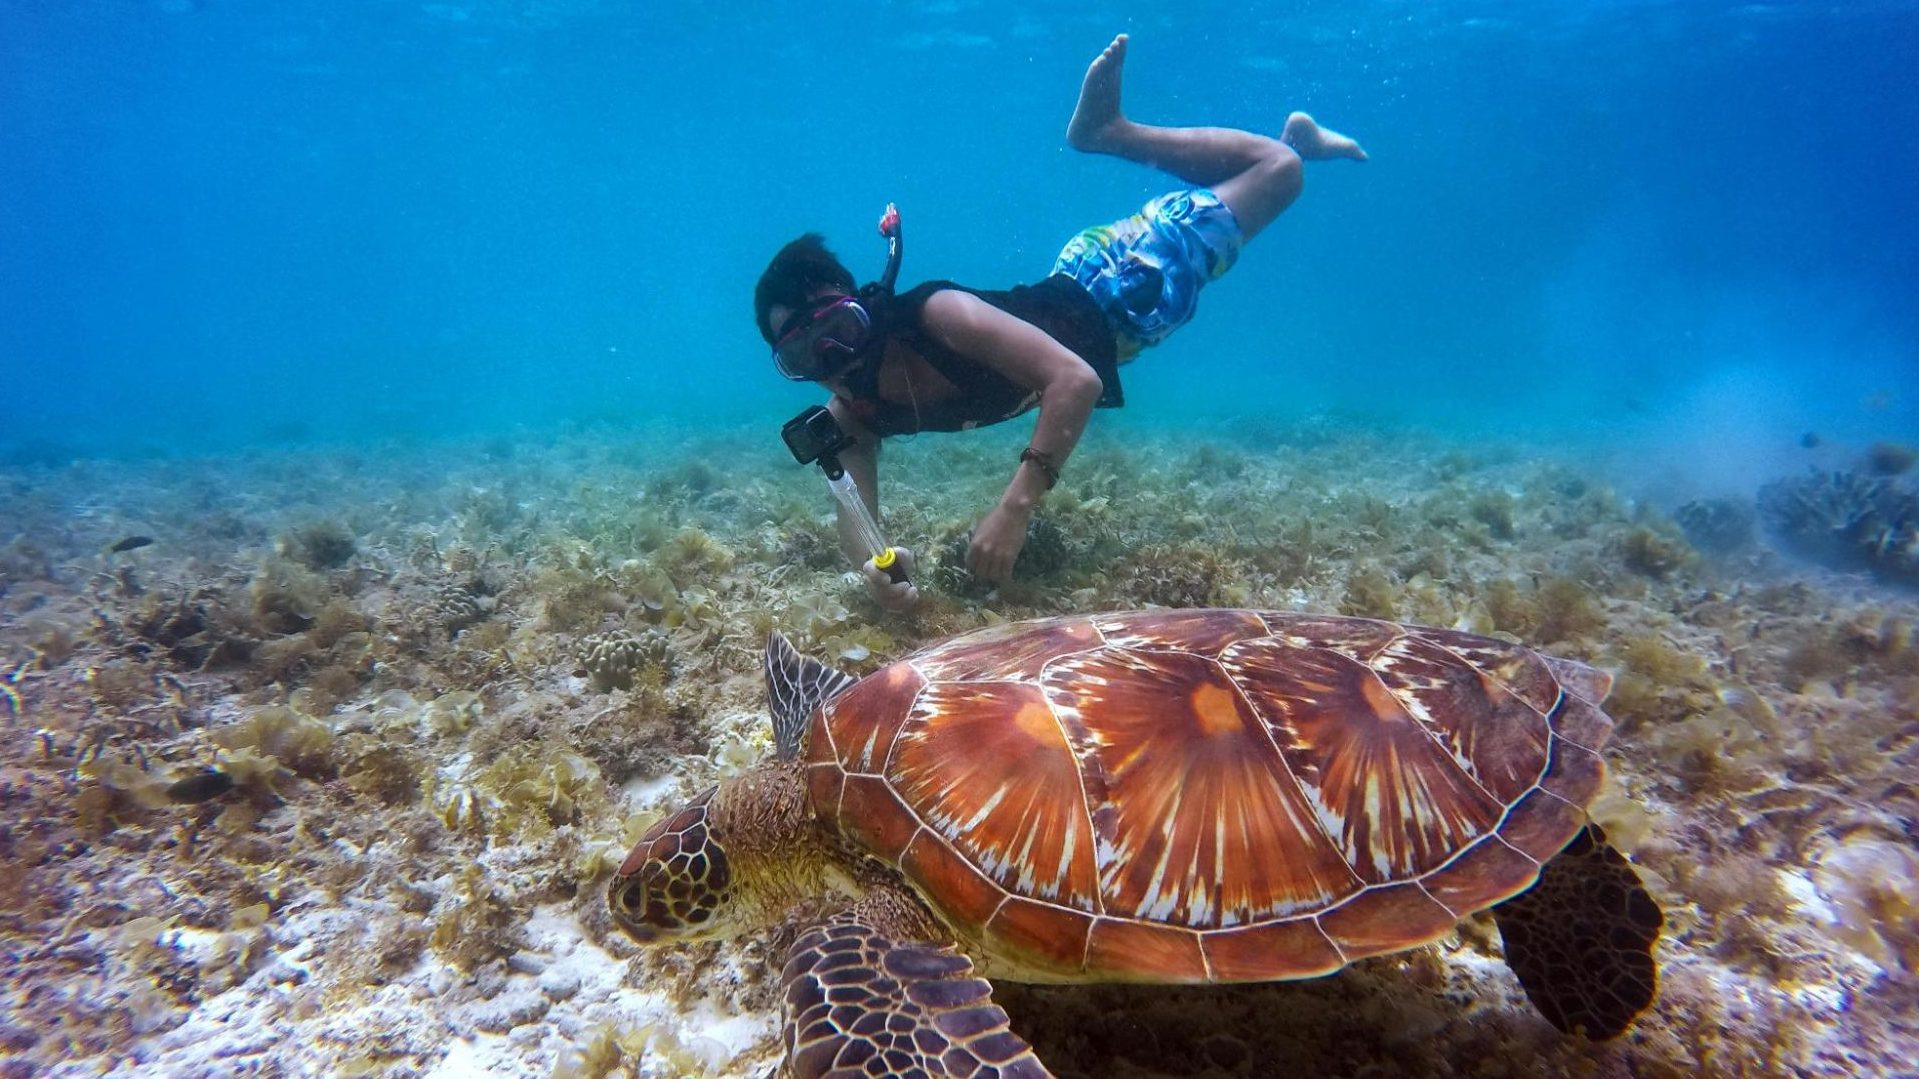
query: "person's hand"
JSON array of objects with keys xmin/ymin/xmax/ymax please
[
  {"xmin": 861, "ymin": 547, "xmax": 919, "ymax": 613},
  {"xmin": 966, "ymin": 504, "xmax": 1030, "ymax": 585}
]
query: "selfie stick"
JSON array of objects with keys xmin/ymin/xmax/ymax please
[
  {"xmin": 781, "ymin": 405, "xmax": 909, "ymax": 584},
  {"xmin": 825, "ymin": 471, "xmax": 905, "ymax": 582}
]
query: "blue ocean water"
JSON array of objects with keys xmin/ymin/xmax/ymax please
[{"xmin": 3, "ymin": 1, "xmax": 1915, "ymax": 472}]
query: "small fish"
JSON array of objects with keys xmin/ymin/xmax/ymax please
[
  {"xmin": 108, "ymin": 535, "xmax": 155, "ymax": 553},
  {"xmin": 1868, "ymin": 441, "xmax": 1917, "ymax": 476},
  {"xmin": 166, "ymin": 769, "xmax": 235, "ymax": 804},
  {"xmin": 1800, "ymin": 432, "xmax": 1822, "ymax": 449}
]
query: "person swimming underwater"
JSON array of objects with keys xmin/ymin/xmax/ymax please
[{"xmin": 755, "ymin": 34, "xmax": 1366, "ymax": 613}]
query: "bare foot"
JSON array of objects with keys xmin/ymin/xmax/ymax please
[
  {"xmin": 1067, "ymin": 34, "xmax": 1130, "ymax": 152},
  {"xmin": 1281, "ymin": 111, "xmax": 1368, "ymax": 162}
]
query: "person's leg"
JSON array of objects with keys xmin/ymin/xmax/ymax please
[{"xmin": 1066, "ymin": 34, "xmax": 1364, "ymax": 241}]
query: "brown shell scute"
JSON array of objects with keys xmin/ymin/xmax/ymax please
[
  {"xmin": 1046, "ymin": 645, "xmax": 1360, "ymax": 926},
  {"xmin": 892, "ymin": 680, "xmax": 1098, "ymax": 910},
  {"xmin": 810, "ymin": 610, "xmax": 1615, "ymax": 983},
  {"xmin": 1225, "ymin": 636, "xmax": 1510, "ymax": 885}
]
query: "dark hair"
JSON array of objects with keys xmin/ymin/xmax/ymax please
[{"xmin": 754, "ymin": 234, "xmax": 856, "ymax": 344}]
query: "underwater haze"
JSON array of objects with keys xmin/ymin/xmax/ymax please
[
  {"xmin": 4, "ymin": 0, "xmax": 1915, "ymax": 464},
  {"xmin": 7, "ymin": 4, "xmax": 1919, "ymax": 1079}
]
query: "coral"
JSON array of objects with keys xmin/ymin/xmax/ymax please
[
  {"xmin": 549, "ymin": 1021, "xmax": 722, "ymax": 1079},
  {"xmin": 279, "ymin": 521, "xmax": 357, "ymax": 570},
  {"xmin": 1621, "ymin": 526, "xmax": 1693, "ymax": 579},
  {"xmin": 1758, "ymin": 469, "xmax": 1919, "ymax": 584},
  {"xmin": 431, "ymin": 579, "xmax": 494, "ymax": 637},
  {"xmin": 579, "ymin": 629, "xmax": 672, "ymax": 691},
  {"xmin": 1673, "ymin": 498, "xmax": 1755, "ymax": 554}
]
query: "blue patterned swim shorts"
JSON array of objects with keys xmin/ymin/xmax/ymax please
[{"xmin": 1052, "ymin": 188, "xmax": 1244, "ymax": 358}]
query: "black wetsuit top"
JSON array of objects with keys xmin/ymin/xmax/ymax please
[{"xmin": 843, "ymin": 274, "xmax": 1123, "ymax": 437}]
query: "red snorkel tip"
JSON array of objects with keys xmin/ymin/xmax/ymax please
[{"xmin": 878, "ymin": 203, "xmax": 900, "ymax": 238}]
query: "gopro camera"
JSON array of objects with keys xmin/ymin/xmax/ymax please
[{"xmin": 781, "ymin": 405, "xmax": 854, "ymax": 474}]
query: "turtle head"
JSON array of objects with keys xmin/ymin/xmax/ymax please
[{"xmin": 607, "ymin": 786, "xmax": 738, "ymax": 945}]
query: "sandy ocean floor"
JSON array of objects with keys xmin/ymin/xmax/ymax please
[{"xmin": 2, "ymin": 416, "xmax": 1916, "ymax": 1078}]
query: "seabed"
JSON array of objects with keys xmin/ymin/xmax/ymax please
[{"xmin": 1, "ymin": 416, "xmax": 1915, "ymax": 1078}]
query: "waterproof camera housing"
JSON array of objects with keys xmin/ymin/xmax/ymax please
[{"xmin": 781, "ymin": 405, "xmax": 853, "ymax": 476}]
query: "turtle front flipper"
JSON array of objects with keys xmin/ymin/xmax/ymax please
[
  {"xmin": 1491, "ymin": 823, "xmax": 1663, "ymax": 1039},
  {"xmin": 783, "ymin": 913, "xmax": 1052, "ymax": 1079}
]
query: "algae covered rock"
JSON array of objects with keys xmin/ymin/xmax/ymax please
[{"xmin": 1674, "ymin": 497, "xmax": 1755, "ymax": 554}]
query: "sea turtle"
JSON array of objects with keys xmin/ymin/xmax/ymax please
[{"xmin": 608, "ymin": 610, "xmax": 1662, "ymax": 1077}]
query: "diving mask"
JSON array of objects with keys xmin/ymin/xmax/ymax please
[
  {"xmin": 770, "ymin": 203, "xmax": 904, "ymax": 383},
  {"xmin": 771, "ymin": 295, "xmax": 876, "ymax": 382}
]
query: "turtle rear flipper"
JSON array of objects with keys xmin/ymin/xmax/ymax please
[
  {"xmin": 1491, "ymin": 823, "xmax": 1663, "ymax": 1039},
  {"xmin": 783, "ymin": 914, "xmax": 1052, "ymax": 1079}
]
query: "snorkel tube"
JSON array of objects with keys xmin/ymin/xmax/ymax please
[
  {"xmin": 871, "ymin": 202, "xmax": 902, "ymax": 295},
  {"xmin": 780, "ymin": 405, "xmax": 909, "ymax": 583}
]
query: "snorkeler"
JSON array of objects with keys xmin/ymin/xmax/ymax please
[{"xmin": 756, "ymin": 34, "xmax": 1367, "ymax": 612}]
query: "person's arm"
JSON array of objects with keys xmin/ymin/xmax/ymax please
[
  {"xmin": 920, "ymin": 290, "xmax": 1104, "ymax": 583},
  {"xmin": 826, "ymin": 396, "xmax": 919, "ymax": 611}
]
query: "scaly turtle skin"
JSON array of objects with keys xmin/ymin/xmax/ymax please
[{"xmin": 609, "ymin": 610, "xmax": 1662, "ymax": 1078}]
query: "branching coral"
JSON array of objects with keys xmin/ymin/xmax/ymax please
[{"xmin": 1758, "ymin": 469, "xmax": 1919, "ymax": 584}]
